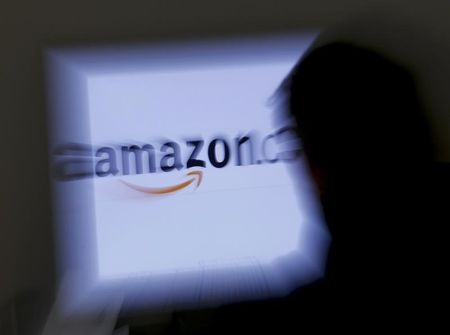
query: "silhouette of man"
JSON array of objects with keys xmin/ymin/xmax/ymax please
[{"xmin": 213, "ymin": 3, "xmax": 449, "ymax": 331}]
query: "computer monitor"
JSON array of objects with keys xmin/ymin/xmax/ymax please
[{"xmin": 46, "ymin": 33, "xmax": 330, "ymax": 314}]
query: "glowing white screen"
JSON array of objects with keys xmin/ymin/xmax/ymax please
[{"xmin": 47, "ymin": 34, "xmax": 330, "ymax": 313}]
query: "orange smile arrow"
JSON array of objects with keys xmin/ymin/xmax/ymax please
[{"xmin": 120, "ymin": 170, "xmax": 203, "ymax": 195}]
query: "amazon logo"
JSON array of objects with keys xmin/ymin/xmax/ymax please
[{"xmin": 53, "ymin": 127, "xmax": 300, "ymax": 195}]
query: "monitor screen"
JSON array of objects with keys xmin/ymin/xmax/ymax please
[{"xmin": 46, "ymin": 33, "xmax": 330, "ymax": 314}]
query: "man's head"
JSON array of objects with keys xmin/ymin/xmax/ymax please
[{"xmin": 280, "ymin": 42, "xmax": 433, "ymax": 200}]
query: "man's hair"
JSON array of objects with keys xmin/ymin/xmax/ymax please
[{"xmin": 278, "ymin": 42, "xmax": 433, "ymax": 175}]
